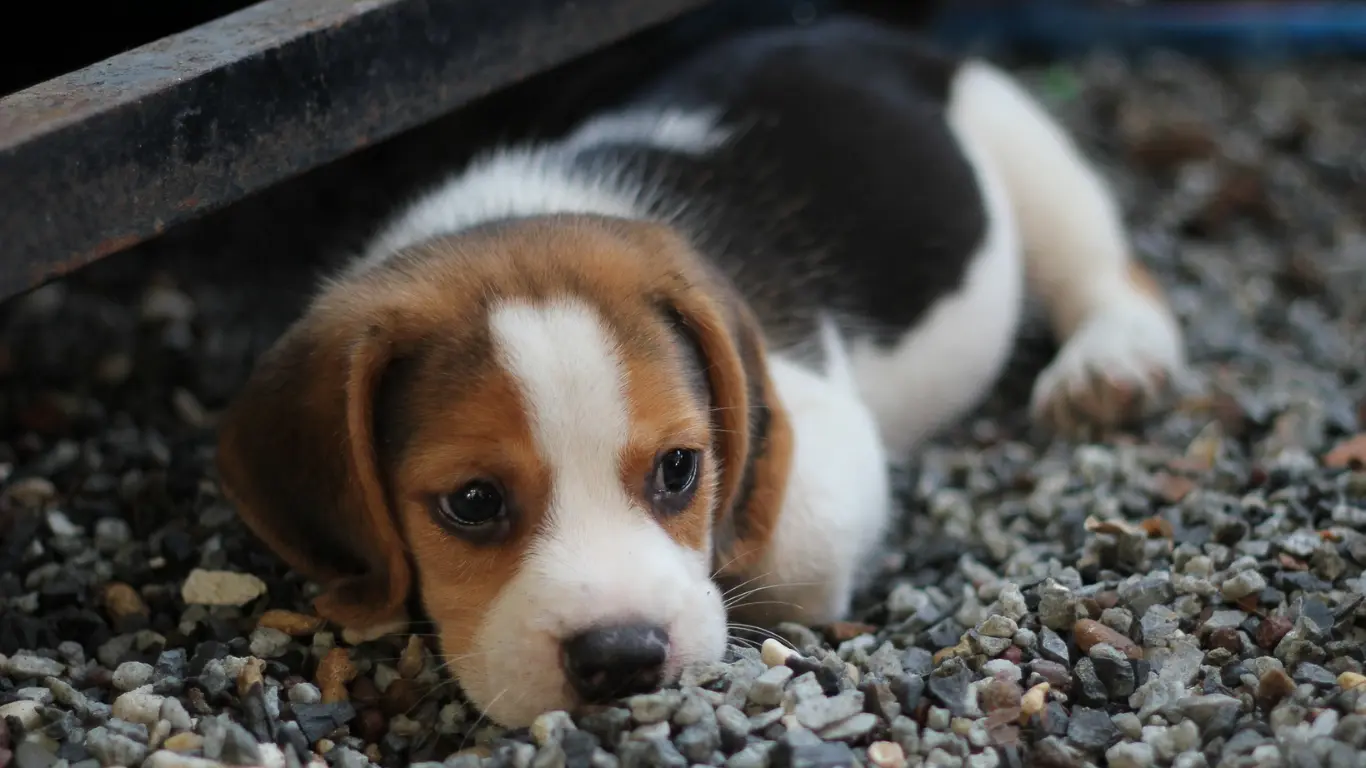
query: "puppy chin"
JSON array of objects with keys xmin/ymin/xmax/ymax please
[{"xmin": 449, "ymin": 544, "xmax": 729, "ymax": 729}]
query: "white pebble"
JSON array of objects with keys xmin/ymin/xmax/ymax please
[
  {"xmin": 0, "ymin": 699, "xmax": 42, "ymax": 730},
  {"xmin": 981, "ymin": 659, "xmax": 1021, "ymax": 682},
  {"xmin": 761, "ymin": 638, "xmax": 795, "ymax": 667},
  {"xmin": 113, "ymin": 691, "xmax": 166, "ymax": 726},
  {"xmin": 867, "ymin": 742, "xmax": 906, "ymax": 768},
  {"xmin": 180, "ymin": 568, "xmax": 267, "ymax": 606},
  {"xmin": 46, "ymin": 510, "xmax": 82, "ymax": 537},
  {"xmin": 113, "ymin": 661, "xmax": 156, "ymax": 691}
]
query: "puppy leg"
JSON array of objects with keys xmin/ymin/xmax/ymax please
[
  {"xmin": 729, "ymin": 325, "xmax": 893, "ymax": 629},
  {"xmin": 947, "ymin": 61, "xmax": 1186, "ymax": 435}
]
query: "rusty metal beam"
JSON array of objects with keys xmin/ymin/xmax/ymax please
[{"xmin": 0, "ymin": 0, "xmax": 714, "ymax": 299}]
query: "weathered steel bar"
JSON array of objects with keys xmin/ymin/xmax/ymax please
[{"xmin": 0, "ymin": 0, "xmax": 713, "ymax": 299}]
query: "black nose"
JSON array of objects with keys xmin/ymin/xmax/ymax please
[{"xmin": 562, "ymin": 623, "xmax": 669, "ymax": 702}]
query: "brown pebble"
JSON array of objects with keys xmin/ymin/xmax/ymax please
[
  {"xmin": 1029, "ymin": 661, "xmax": 1072, "ymax": 692},
  {"xmin": 257, "ymin": 609, "xmax": 326, "ymax": 637},
  {"xmin": 1124, "ymin": 117, "xmax": 1217, "ymax": 172},
  {"xmin": 1208, "ymin": 628, "xmax": 1242, "ymax": 654},
  {"xmin": 1278, "ymin": 554, "xmax": 1308, "ymax": 571},
  {"xmin": 316, "ymin": 647, "xmax": 357, "ymax": 703},
  {"xmin": 237, "ymin": 657, "xmax": 266, "ymax": 697},
  {"xmin": 1153, "ymin": 473, "xmax": 1196, "ymax": 504},
  {"xmin": 980, "ymin": 679, "xmax": 1023, "ymax": 713},
  {"xmin": 350, "ymin": 676, "xmax": 381, "ymax": 708},
  {"xmin": 1001, "ymin": 645, "xmax": 1023, "ymax": 665},
  {"xmin": 1325, "ymin": 434, "xmax": 1366, "ymax": 470},
  {"xmin": 1139, "ymin": 516, "xmax": 1176, "ymax": 539},
  {"xmin": 1074, "ymin": 619, "xmax": 1142, "ymax": 660},
  {"xmin": 825, "ymin": 621, "xmax": 878, "ymax": 643},
  {"xmin": 163, "ymin": 732, "xmax": 204, "ymax": 753},
  {"xmin": 356, "ymin": 708, "xmax": 387, "ymax": 744},
  {"xmin": 381, "ymin": 678, "xmax": 423, "ymax": 718},
  {"xmin": 1257, "ymin": 669, "xmax": 1296, "ymax": 709},
  {"xmin": 365, "ymin": 744, "xmax": 383, "ymax": 764},
  {"xmin": 102, "ymin": 582, "xmax": 150, "ymax": 624},
  {"xmin": 1257, "ymin": 616, "xmax": 1293, "ymax": 650},
  {"xmin": 397, "ymin": 635, "xmax": 425, "ymax": 680}
]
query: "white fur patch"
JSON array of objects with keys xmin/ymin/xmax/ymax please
[
  {"xmin": 350, "ymin": 107, "xmax": 731, "ymax": 276},
  {"xmin": 464, "ymin": 298, "xmax": 727, "ymax": 728},
  {"xmin": 740, "ymin": 317, "xmax": 892, "ymax": 627}
]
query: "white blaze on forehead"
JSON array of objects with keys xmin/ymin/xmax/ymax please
[{"xmin": 489, "ymin": 297, "xmax": 631, "ymax": 493}]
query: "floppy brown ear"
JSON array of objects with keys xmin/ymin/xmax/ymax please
[
  {"xmin": 663, "ymin": 282, "xmax": 794, "ymax": 580},
  {"xmin": 215, "ymin": 311, "xmax": 412, "ymax": 634}
]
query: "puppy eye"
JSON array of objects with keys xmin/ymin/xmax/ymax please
[
  {"xmin": 650, "ymin": 448, "xmax": 700, "ymax": 513},
  {"xmin": 437, "ymin": 480, "xmax": 507, "ymax": 528}
]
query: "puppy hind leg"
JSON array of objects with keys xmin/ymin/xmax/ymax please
[{"xmin": 946, "ymin": 61, "xmax": 1187, "ymax": 436}]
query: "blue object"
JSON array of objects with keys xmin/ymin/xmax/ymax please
[{"xmin": 931, "ymin": 1, "xmax": 1366, "ymax": 58}]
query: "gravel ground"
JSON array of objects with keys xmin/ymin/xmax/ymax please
[{"xmin": 3, "ymin": 47, "xmax": 1366, "ymax": 768}]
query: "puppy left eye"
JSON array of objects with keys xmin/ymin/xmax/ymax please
[{"xmin": 651, "ymin": 448, "xmax": 700, "ymax": 513}]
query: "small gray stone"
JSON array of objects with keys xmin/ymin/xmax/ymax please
[
  {"xmin": 86, "ymin": 725, "xmax": 150, "ymax": 767},
  {"xmin": 675, "ymin": 721, "xmax": 721, "ymax": 763},
  {"xmin": 818, "ymin": 712, "xmax": 878, "ymax": 742},
  {"xmin": 1177, "ymin": 694, "xmax": 1242, "ymax": 728},
  {"xmin": 902, "ymin": 648, "xmax": 934, "ymax": 677},
  {"xmin": 1038, "ymin": 628, "xmax": 1070, "ymax": 665},
  {"xmin": 715, "ymin": 704, "xmax": 751, "ymax": 752},
  {"xmin": 1118, "ymin": 573, "xmax": 1175, "ymax": 618},
  {"xmin": 248, "ymin": 627, "xmax": 292, "ymax": 659},
  {"xmin": 794, "ymin": 691, "xmax": 864, "ymax": 731},
  {"xmin": 781, "ymin": 742, "xmax": 856, "ymax": 768},
  {"xmin": 866, "ymin": 642, "xmax": 904, "ymax": 680},
  {"xmin": 160, "ymin": 697, "xmax": 193, "ymax": 731},
  {"xmin": 14, "ymin": 741, "xmax": 58, "ymax": 768},
  {"xmin": 628, "ymin": 691, "xmax": 680, "ymax": 725},
  {"xmin": 1067, "ymin": 707, "xmax": 1121, "ymax": 752},
  {"xmin": 726, "ymin": 744, "xmax": 771, "ymax": 768},
  {"xmin": 289, "ymin": 682, "xmax": 321, "ymax": 705},
  {"xmin": 1038, "ymin": 581, "xmax": 1078, "ymax": 630},
  {"xmin": 15, "ymin": 687, "xmax": 53, "ymax": 705},
  {"xmin": 1089, "ymin": 643, "xmax": 1136, "ymax": 699},
  {"xmin": 749, "ymin": 665, "xmax": 794, "ymax": 708},
  {"xmin": 335, "ymin": 747, "xmax": 371, "ymax": 768}
]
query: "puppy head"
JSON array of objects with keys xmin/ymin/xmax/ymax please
[{"xmin": 216, "ymin": 216, "xmax": 792, "ymax": 727}]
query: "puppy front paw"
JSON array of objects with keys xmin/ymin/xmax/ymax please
[{"xmin": 1030, "ymin": 296, "xmax": 1185, "ymax": 437}]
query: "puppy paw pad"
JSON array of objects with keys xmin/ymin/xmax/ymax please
[{"xmin": 1031, "ymin": 300, "xmax": 1185, "ymax": 436}]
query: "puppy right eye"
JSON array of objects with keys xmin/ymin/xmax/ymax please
[{"xmin": 436, "ymin": 480, "xmax": 507, "ymax": 531}]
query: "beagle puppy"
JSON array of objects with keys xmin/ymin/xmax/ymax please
[{"xmin": 216, "ymin": 18, "xmax": 1185, "ymax": 728}]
